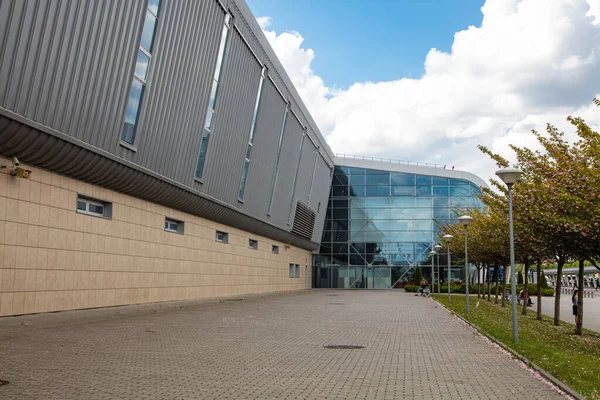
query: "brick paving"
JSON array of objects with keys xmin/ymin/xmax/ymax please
[{"xmin": 0, "ymin": 290, "xmax": 567, "ymax": 399}]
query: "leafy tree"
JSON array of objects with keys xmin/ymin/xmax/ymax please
[
  {"xmin": 540, "ymin": 270, "xmax": 549, "ymax": 289},
  {"xmin": 414, "ymin": 267, "xmax": 423, "ymax": 287},
  {"xmin": 517, "ymin": 271, "xmax": 523, "ymax": 285}
]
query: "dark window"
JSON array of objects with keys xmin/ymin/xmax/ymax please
[
  {"xmin": 76, "ymin": 196, "xmax": 112, "ymax": 219},
  {"xmin": 216, "ymin": 230, "xmax": 229, "ymax": 243}
]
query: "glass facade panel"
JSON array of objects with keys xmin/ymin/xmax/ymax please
[
  {"xmin": 392, "ymin": 186, "xmax": 415, "ymax": 196},
  {"xmin": 134, "ymin": 50, "xmax": 150, "ymax": 81},
  {"xmin": 140, "ymin": 11, "xmax": 157, "ymax": 52},
  {"xmin": 121, "ymin": 79, "xmax": 144, "ymax": 144},
  {"xmin": 391, "ymin": 172, "xmax": 415, "ymax": 185},
  {"xmin": 433, "ymin": 186, "xmax": 448, "ymax": 196},
  {"xmin": 366, "ymin": 185, "xmax": 390, "ymax": 197},
  {"xmin": 416, "ymin": 175, "xmax": 431, "ymax": 185},
  {"xmin": 350, "ymin": 175, "xmax": 365, "ymax": 185},
  {"xmin": 349, "ymin": 185, "xmax": 365, "ymax": 196},
  {"xmin": 348, "ymin": 167, "xmax": 365, "ymax": 175},
  {"xmin": 415, "ymin": 185, "xmax": 432, "ymax": 196},
  {"xmin": 366, "ymin": 174, "xmax": 389, "ymax": 185},
  {"xmin": 315, "ymin": 165, "xmax": 484, "ymax": 289}
]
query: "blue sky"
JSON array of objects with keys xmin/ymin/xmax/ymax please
[
  {"xmin": 246, "ymin": 0, "xmax": 600, "ymax": 183},
  {"xmin": 247, "ymin": 0, "xmax": 485, "ymax": 88}
]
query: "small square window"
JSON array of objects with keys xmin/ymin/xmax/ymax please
[
  {"xmin": 249, "ymin": 239, "xmax": 258, "ymax": 250},
  {"xmin": 216, "ymin": 230, "xmax": 229, "ymax": 243},
  {"xmin": 295, "ymin": 264, "xmax": 300, "ymax": 278},
  {"xmin": 165, "ymin": 217, "xmax": 183, "ymax": 234},
  {"xmin": 272, "ymin": 245, "xmax": 279, "ymax": 254},
  {"xmin": 76, "ymin": 195, "xmax": 112, "ymax": 218},
  {"xmin": 289, "ymin": 264, "xmax": 295, "ymax": 278}
]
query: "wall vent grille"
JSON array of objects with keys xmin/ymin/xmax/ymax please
[{"xmin": 292, "ymin": 201, "xmax": 316, "ymax": 240}]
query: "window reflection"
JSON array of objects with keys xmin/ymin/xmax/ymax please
[
  {"xmin": 121, "ymin": 80, "xmax": 144, "ymax": 144},
  {"xmin": 317, "ymin": 166, "xmax": 484, "ymax": 275},
  {"xmin": 134, "ymin": 50, "xmax": 150, "ymax": 80},
  {"xmin": 140, "ymin": 11, "xmax": 157, "ymax": 52}
]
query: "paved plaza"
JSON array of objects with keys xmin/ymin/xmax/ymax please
[
  {"xmin": 541, "ymin": 292, "xmax": 600, "ymax": 333},
  {"xmin": 0, "ymin": 290, "xmax": 568, "ymax": 400}
]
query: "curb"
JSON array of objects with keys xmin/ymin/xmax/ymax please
[{"xmin": 433, "ymin": 298, "xmax": 585, "ymax": 400}]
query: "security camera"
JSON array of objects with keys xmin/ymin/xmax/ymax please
[{"xmin": 12, "ymin": 157, "xmax": 19, "ymax": 167}]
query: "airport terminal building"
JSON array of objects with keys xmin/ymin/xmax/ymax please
[{"xmin": 0, "ymin": 0, "xmax": 485, "ymax": 316}]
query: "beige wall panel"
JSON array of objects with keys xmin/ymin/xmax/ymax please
[{"xmin": 0, "ymin": 158, "xmax": 312, "ymax": 316}]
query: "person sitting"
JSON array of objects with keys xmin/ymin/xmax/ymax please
[
  {"xmin": 421, "ymin": 279, "xmax": 429, "ymax": 296},
  {"xmin": 519, "ymin": 289, "xmax": 533, "ymax": 306}
]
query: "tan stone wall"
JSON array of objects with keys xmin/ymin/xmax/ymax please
[{"xmin": 0, "ymin": 158, "xmax": 312, "ymax": 316}]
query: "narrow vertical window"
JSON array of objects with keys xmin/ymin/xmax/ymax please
[
  {"xmin": 267, "ymin": 102, "xmax": 290, "ymax": 215},
  {"xmin": 195, "ymin": 13, "xmax": 232, "ymax": 180},
  {"xmin": 121, "ymin": 0, "xmax": 161, "ymax": 146},
  {"xmin": 239, "ymin": 67, "xmax": 266, "ymax": 200}
]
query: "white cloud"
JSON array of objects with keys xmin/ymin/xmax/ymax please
[{"xmin": 258, "ymin": 0, "xmax": 600, "ymax": 183}]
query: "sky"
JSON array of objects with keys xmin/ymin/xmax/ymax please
[{"xmin": 247, "ymin": 0, "xmax": 600, "ymax": 184}]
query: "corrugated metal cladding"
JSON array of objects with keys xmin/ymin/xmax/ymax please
[
  {"xmin": 0, "ymin": 116, "xmax": 319, "ymax": 251},
  {"xmin": 0, "ymin": 0, "xmax": 334, "ymax": 250},
  {"xmin": 118, "ymin": 0, "xmax": 225, "ymax": 175},
  {"xmin": 238, "ymin": 78, "xmax": 286, "ymax": 217},
  {"xmin": 268, "ymin": 113, "xmax": 304, "ymax": 226},
  {"xmin": 293, "ymin": 134, "xmax": 318, "ymax": 203},
  {"xmin": 199, "ymin": 28, "xmax": 262, "ymax": 200},
  {"xmin": 309, "ymin": 157, "xmax": 332, "ymax": 242},
  {"xmin": 0, "ymin": 0, "xmax": 144, "ymax": 146}
]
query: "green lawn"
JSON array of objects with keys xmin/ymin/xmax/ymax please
[{"xmin": 432, "ymin": 294, "xmax": 600, "ymax": 400}]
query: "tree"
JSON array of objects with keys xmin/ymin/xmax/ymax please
[
  {"xmin": 517, "ymin": 271, "xmax": 523, "ymax": 285},
  {"xmin": 414, "ymin": 267, "xmax": 423, "ymax": 286}
]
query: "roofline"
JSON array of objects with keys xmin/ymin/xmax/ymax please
[
  {"xmin": 333, "ymin": 156, "xmax": 489, "ymax": 189},
  {"xmin": 231, "ymin": 0, "xmax": 335, "ymax": 162}
]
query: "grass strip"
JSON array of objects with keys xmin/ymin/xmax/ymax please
[{"xmin": 432, "ymin": 294, "xmax": 600, "ymax": 400}]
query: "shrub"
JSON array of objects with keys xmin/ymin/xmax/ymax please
[
  {"xmin": 542, "ymin": 288, "xmax": 555, "ymax": 296},
  {"xmin": 404, "ymin": 284, "xmax": 418, "ymax": 292}
]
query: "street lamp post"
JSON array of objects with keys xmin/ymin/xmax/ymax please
[
  {"xmin": 458, "ymin": 215, "xmax": 473, "ymax": 314},
  {"xmin": 443, "ymin": 234, "xmax": 454, "ymax": 303},
  {"xmin": 434, "ymin": 244, "xmax": 442, "ymax": 295},
  {"xmin": 428, "ymin": 250, "xmax": 436, "ymax": 294},
  {"xmin": 496, "ymin": 167, "xmax": 523, "ymax": 344}
]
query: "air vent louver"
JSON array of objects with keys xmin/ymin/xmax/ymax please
[{"xmin": 291, "ymin": 201, "xmax": 316, "ymax": 240}]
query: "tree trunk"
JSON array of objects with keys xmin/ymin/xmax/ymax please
[
  {"xmin": 494, "ymin": 266, "xmax": 499, "ymax": 304},
  {"xmin": 477, "ymin": 265, "xmax": 481, "ymax": 298},
  {"xmin": 553, "ymin": 258, "xmax": 564, "ymax": 326},
  {"xmin": 522, "ymin": 263, "xmax": 530, "ymax": 315},
  {"xmin": 576, "ymin": 260, "xmax": 584, "ymax": 335},
  {"xmin": 487, "ymin": 265, "xmax": 491, "ymax": 302},
  {"xmin": 536, "ymin": 260, "xmax": 542, "ymax": 320},
  {"xmin": 501, "ymin": 264, "xmax": 506, "ymax": 307}
]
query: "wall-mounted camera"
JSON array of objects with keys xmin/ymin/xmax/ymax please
[{"xmin": 1, "ymin": 157, "xmax": 32, "ymax": 179}]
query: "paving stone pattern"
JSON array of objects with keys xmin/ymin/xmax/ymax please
[{"xmin": 0, "ymin": 290, "xmax": 566, "ymax": 399}]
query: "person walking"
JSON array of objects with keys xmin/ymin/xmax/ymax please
[{"xmin": 595, "ymin": 277, "xmax": 599, "ymax": 291}]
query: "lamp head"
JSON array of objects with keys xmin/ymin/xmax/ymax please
[
  {"xmin": 442, "ymin": 234, "xmax": 454, "ymax": 242},
  {"xmin": 458, "ymin": 215, "xmax": 473, "ymax": 227},
  {"xmin": 433, "ymin": 244, "xmax": 442, "ymax": 251},
  {"xmin": 428, "ymin": 250, "xmax": 436, "ymax": 255},
  {"xmin": 495, "ymin": 168, "xmax": 523, "ymax": 187}
]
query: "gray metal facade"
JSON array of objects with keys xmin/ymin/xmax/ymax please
[{"xmin": 0, "ymin": 0, "xmax": 334, "ymax": 250}]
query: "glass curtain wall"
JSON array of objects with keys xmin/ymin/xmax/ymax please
[{"xmin": 314, "ymin": 166, "xmax": 483, "ymax": 289}]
